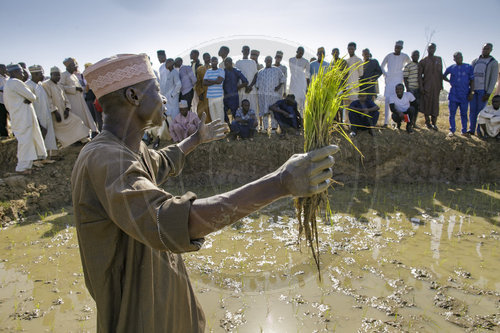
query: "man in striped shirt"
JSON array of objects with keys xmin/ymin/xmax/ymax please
[
  {"xmin": 403, "ymin": 50, "xmax": 420, "ymax": 128},
  {"xmin": 203, "ymin": 57, "xmax": 225, "ymax": 122}
]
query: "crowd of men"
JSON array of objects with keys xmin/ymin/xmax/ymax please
[{"xmin": 1, "ymin": 41, "xmax": 499, "ymax": 174}]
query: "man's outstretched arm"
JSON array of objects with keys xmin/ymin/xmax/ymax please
[{"xmin": 188, "ymin": 145, "xmax": 339, "ymax": 239}]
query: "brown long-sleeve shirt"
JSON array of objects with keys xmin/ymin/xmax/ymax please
[{"xmin": 71, "ymin": 130, "xmax": 205, "ymax": 332}]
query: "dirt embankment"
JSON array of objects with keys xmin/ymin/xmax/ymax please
[
  {"xmin": 1, "ymin": 129, "xmax": 499, "ymax": 222},
  {"xmin": 175, "ymin": 130, "xmax": 500, "ymax": 186}
]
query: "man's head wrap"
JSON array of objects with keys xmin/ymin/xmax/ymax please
[
  {"xmin": 6, "ymin": 63, "xmax": 22, "ymax": 72},
  {"xmin": 28, "ymin": 65, "xmax": 43, "ymax": 73},
  {"xmin": 250, "ymin": 49, "xmax": 260, "ymax": 56},
  {"xmin": 83, "ymin": 53, "xmax": 157, "ymax": 99},
  {"xmin": 179, "ymin": 100, "xmax": 188, "ymax": 108},
  {"xmin": 317, "ymin": 47, "xmax": 325, "ymax": 53},
  {"xmin": 157, "ymin": 50, "xmax": 166, "ymax": 56},
  {"xmin": 63, "ymin": 57, "xmax": 76, "ymax": 67},
  {"xmin": 275, "ymin": 51, "xmax": 283, "ymax": 57},
  {"xmin": 50, "ymin": 66, "xmax": 61, "ymax": 74},
  {"xmin": 395, "ymin": 40, "xmax": 404, "ymax": 47}
]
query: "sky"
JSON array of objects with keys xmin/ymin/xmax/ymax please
[{"xmin": 2, "ymin": 0, "xmax": 499, "ymax": 91}]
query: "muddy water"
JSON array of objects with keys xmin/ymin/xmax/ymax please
[{"xmin": 0, "ymin": 184, "xmax": 499, "ymax": 332}]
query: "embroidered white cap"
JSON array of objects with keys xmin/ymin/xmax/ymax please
[{"xmin": 84, "ymin": 54, "xmax": 157, "ymax": 99}]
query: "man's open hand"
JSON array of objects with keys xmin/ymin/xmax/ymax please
[
  {"xmin": 277, "ymin": 145, "xmax": 339, "ymax": 197},
  {"xmin": 195, "ymin": 112, "xmax": 229, "ymax": 144}
]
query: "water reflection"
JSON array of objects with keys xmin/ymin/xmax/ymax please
[{"xmin": 430, "ymin": 216, "xmax": 444, "ymax": 260}]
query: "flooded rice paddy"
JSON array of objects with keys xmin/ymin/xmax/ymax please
[{"xmin": 0, "ymin": 183, "xmax": 499, "ymax": 332}]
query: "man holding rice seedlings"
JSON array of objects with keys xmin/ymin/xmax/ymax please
[
  {"xmin": 72, "ymin": 53, "xmax": 338, "ymax": 332},
  {"xmin": 381, "ymin": 40, "xmax": 411, "ymax": 128},
  {"xmin": 389, "ymin": 83, "xmax": 416, "ymax": 133},
  {"xmin": 289, "ymin": 46, "xmax": 311, "ymax": 116}
]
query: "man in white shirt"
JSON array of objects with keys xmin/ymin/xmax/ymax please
[
  {"xmin": 381, "ymin": 41, "xmax": 411, "ymax": 127},
  {"xmin": 344, "ymin": 42, "xmax": 364, "ymax": 122},
  {"xmin": 157, "ymin": 50, "xmax": 167, "ymax": 96},
  {"xmin": 236, "ymin": 46, "xmax": 259, "ymax": 116},
  {"xmin": 26, "ymin": 65, "xmax": 57, "ymax": 156},
  {"xmin": 289, "ymin": 46, "xmax": 310, "ymax": 115},
  {"xmin": 389, "ymin": 83, "xmax": 416, "ymax": 133}
]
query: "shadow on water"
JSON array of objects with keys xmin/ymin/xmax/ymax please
[
  {"xmin": 328, "ymin": 182, "xmax": 499, "ymax": 226},
  {"xmin": 10, "ymin": 182, "xmax": 498, "ymax": 240},
  {"xmin": 17, "ymin": 208, "xmax": 75, "ymax": 238},
  {"xmin": 165, "ymin": 182, "xmax": 500, "ymax": 227}
]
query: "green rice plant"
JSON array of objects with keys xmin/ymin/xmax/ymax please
[{"xmin": 295, "ymin": 59, "xmax": 367, "ymax": 277}]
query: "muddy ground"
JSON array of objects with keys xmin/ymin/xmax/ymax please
[{"xmin": 0, "ymin": 184, "xmax": 498, "ymax": 332}]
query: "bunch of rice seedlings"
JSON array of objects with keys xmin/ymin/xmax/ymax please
[{"xmin": 295, "ymin": 60, "xmax": 366, "ymax": 277}]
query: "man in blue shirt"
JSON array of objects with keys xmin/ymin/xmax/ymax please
[
  {"xmin": 310, "ymin": 47, "xmax": 329, "ymax": 77},
  {"xmin": 223, "ymin": 57, "xmax": 248, "ymax": 123},
  {"xmin": 443, "ymin": 52, "xmax": 474, "ymax": 136},
  {"xmin": 270, "ymin": 94, "xmax": 302, "ymax": 138},
  {"xmin": 348, "ymin": 94, "xmax": 380, "ymax": 136},
  {"xmin": 203, "ymin": 57, "xmax": 225, "ymax": 122}
]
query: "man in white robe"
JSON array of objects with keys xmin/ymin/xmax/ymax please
[
  {"xmin": 26, "ymin": 65, "xmax": 57, "ymax": 155},
  {"xmin": 255, "ymin": 56, "xmax": 285, "ymax": 131},
  {"xmin": 148, "ymin": 58, "xmax": 179, "ymax": 148},
  {"xmin": 157, "ymin": 50, "xmax": 168, "ymax": 96},
  {"xmin": 60, "ymin": 58, "xmax": 97, "ymax": 135},
  {"xmin": 235, "ymin": 46, "xmax": 259, "ymax": 116},
  {"xmin": 43, "ymin": 67, "xmax": 90, "ymax": 148},
  {"xmin": 164, "ymin": 58, "xmax": 181, "ymax": 123},
  {"xmin": 381, "ymin": 41, "xmax": 411, "ymax": 127},
  {"xmin": 289, "ymin": 46, "xmax": 310, "ymax": 116},
  {"xmin": 3, "ymin": 64, "xmax": 47, "ymax": 173}
]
